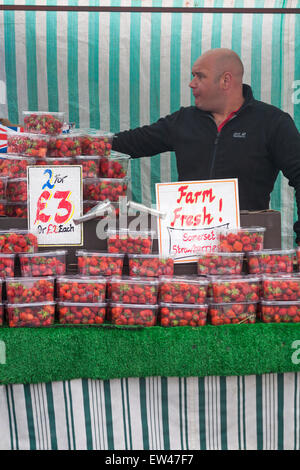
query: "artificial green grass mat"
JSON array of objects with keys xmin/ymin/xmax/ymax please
[{"xmin": 1, "ymin": 322, "xmax": 300, "ymax": 384}]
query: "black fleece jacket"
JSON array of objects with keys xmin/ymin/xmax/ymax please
[{"xmin": 112, "ymin": 84, "xmax": 300, "ymax": 243}]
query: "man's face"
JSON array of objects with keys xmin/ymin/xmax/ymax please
[{"xmin": 189, "ymin": 56, "xmax": 223, "ymax": 111}]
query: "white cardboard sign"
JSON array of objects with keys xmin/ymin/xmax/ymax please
[
  {"xmin": 27, "ymin": 165, "xmax": 83, "ymax": 246},
  {"xmin": 155, "ymin": 179, "xmax": 240, "ymax": 263}
]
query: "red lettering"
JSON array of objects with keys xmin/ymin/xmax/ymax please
[{"xmin": 34, "ymin": 190, "xmax": 51, "ymax": 224}]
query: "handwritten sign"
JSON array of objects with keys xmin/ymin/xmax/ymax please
[
  {"xmin": 155, "ymin": 179, "xmax": 240, "ymax": 263},
  {"xmin": 27, "ymin": 165, "xmax": 83, "ymax": 246}
]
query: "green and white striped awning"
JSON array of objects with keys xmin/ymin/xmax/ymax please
[
  {"xmin": 1, "ymin": 374, "xmax": 300, "ymax": 450},
  {"xmin": 1, "ymin": 0, "xmax": 300, "ymax": 246}
]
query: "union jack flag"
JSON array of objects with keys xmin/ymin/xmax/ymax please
[{"xmin": 0, "ymin": 125, "xmax": 22, "ymax": 153}]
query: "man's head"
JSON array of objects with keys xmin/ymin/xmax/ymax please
[{"xmin": 189, "ymin": 48, "xmax": 244, "ymax": 113}]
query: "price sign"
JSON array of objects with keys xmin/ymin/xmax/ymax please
[
  {"xmin": 27, "ymin": 165, "xmax": 83, "ymax": 246},
  {"xmin": 156, "ymin": 179, "xmax": 240, "ymax": 263}
]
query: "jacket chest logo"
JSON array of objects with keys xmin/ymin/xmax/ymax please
[{"xmin": 233, "ymin": 131, "xmax": 246, "ymax": 138}]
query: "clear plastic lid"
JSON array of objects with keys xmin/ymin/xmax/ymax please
[
  {"xmin": 160, "ymin": 302, "xmax": 208, "ymax": 309},
  {"xmin": 104, "ymin": 152, "xmax": 131, "ymax": 160},
  {"xmin": 82, "ymin": 130, "xmax": 114, "ymax": 138},
  {"xmin": 198, "ymin": 251, "xmax": 244, "ymax": 258},
  {"xmin": 209, "ymin": 274, "xmax": 261, "ymax": 283},
  {"xmin": 36, "ymin": 157, "xmax": 76, "ymax": 163},
  {"xmin": 6, "ymin": 178, "xmax": 27, "ymax": 183},
  {"xmin": 107, "ymin": 228, "xmax": 155, "ymax": 237},
  {"xmin": 260, "ymin": 300, "xmax": 300, "ymax": 306},
  {"xmin": 75, "ymin": 155, "xmax": 102, "ymax": 160},
  {"xmin": 209, "ymin": 301, "xmax": 259, "ymax": 307},
  {"xmin": 246, "ymin": 249, "xmax": 295, "ymax": 256},
  {"xmin": 57, "ymin": 275, "xmax": 107, "ymax": 283},
  {"xmin": 0, "ymin": 253, "xmax": 16, "ymax": 258},
  {"xmin": 23, "ymin": 111, "xmax": 65, "ymax": 118},
  {"xmin": 7, "ymin": 131, "xmax": 50, "ymax": 140},
  {"xmin": 6, "ymin": 301, "xmax": 55, "ymax": 308},
  {"xmin": 127, "ymin": 253, "xmax": 174, "ymax": 259},
  {"xmin": 109, "ymin": 275, "xmax": 159, "ymax": 285},
  {"xmin": 76, "ymin": 250, "xmax": 125, "ymax": 258},
  {"xmin": 109, "ymin": 302, "xmax": 158, "ymax": 309},
  {"xmin": 0, "ymin": 154, "xmax": 35, "ymax": 162},
  {"xmin": 6, "ymin": 276, "xmax": 55, "ymax": 283},
  {"xmin": 261, "ymin": 273, "xmax": 300, "ymax": 281},
  {"xmin": 83, "ymin": 177, "xmax": 128, "ymax": 183},
  {"xmin": 19, "ymin": 250, "xmax": 67, "ymax": 258},
  {"xmin": 57, "ymin": 301, "xmax": 107, "ymax": 307},
  {"xmin": 159, "ymin": 276, "xmax": 209, "ymax": 285},
  {"xmin": 217, "ymin": 226, "xmax": 266, "ymax": 233}
]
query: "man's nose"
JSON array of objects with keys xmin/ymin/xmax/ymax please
[{"xmin": 189, "ymin": 78, "xmax": 195, "ymax": 88}]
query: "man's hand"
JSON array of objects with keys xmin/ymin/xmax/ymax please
[{"xmin": 0, "ymin": 118, "xmax": 15, "ymax": 127}]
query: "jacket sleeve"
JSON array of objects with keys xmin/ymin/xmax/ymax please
[
  {"xmin": 111, "ymin": 111, "xmax": 178, "ymax": 157},
  {"xmin": 269, "ymin": 112, "xmax": 300, "ymax": 244}
]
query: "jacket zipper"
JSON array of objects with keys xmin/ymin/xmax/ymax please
[{"xmin": 208, "ymin": 114, "xmax": 237, "ymax": 179}]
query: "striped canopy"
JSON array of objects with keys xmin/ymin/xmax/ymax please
[{"xmin": 1, "ymin": 0, "xmax": 300, "ymax": 247}]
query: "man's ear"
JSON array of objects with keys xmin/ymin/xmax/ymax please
[{"xmin": 222, "ymin": 72, "xmax": 232, "ymax": 90}]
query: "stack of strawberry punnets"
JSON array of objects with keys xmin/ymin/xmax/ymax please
[
  {"xmin": 4, "ymin": 111, "xmax": 66, "ymax": 218},
  {"xmin": 244, "ymin": 247, "xmax": 300, "ymax": 323},
  {"xmin": 260, "ymin": 273, "xmax": 300, "ymax": 323},
  {"xmin": 108, "ymin": 276, "xmax": 159, "ymax": 326},
  {"xmin": 208, "ymin": 275, "xmax": 260, "ymax": 325},
  {"xmin": 78, "ymin": 131, "xmax": 130, "ymax": 213},
  {"xmin": 56, "ymin": 275, "xmax": 107, "ymax": 325},
  {"xmin": 159, "ymin": 276, "xmax": 209, "ymax": 327},
  {"xmin": 5, "ymin": 276, "xmax": 55, "ymax": 327}
]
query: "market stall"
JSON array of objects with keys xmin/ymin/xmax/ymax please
[{"xmin": 1, "ymin": 0, "xmax": 300, "ymax": 451}]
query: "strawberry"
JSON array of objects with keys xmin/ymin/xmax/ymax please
[
  {"xmin": 197, "ymin": 252, "xmax": 244, "ymax": 275},
  {"xmin": 6, "ymin": 178, "xmax": 27, "ymax": 202},
  {"xmin": 109, "ymin": 276, "xmax": 159, "ymax": 304},
  {"xmin": 48, "ymin": 134, "xmax": 82, "ymax": 157},
  {"xmin": 107, "ymin": 230, "xmax": 154, "ymax": 254},
  {"xmin": 75, "ymin": 156, "xmax": 101, "ymax": 178},
  {"xmin": 0, "ymin": 231, "xmax": 37, "ymax": 254},
  {"xmin": 127, "ymin": 254, "xmax": 174, "ymax": 277},
  {"xmin": 0, "ymin": 254, "xmax": 15, "ymax": 277},
  {"xmin": 6, "ymin": 202, "xmax": 27, "ymax": 218},
  {"xmin": 0, "ymin": 155, "xmax": 33, "ymax": 178},
  {"xmin": 80, "ymin": 132, "xmax": 113, "ymax": 157},
  {"xmin": 247, "ymin": 249, "xmax": 295, "ymax": 274},
  {"xmin": 209, "ymin": 301, "xmax": 257, "ymax": 325},
  {"xmin": 76, "ymin": 250, "xmax": 125, "ymax": 276},
  {"xmin": 160, "ymin": 276, "xmax": 208, "ymax": 304},
  {"xmin": 160, "ymin": 303, "xmax": 208, "ymax": 327},
  {"xmin": 262, "ymin": 274, "xmax": 300, "ymax": 300},
  {"xmin": 6, "ymin": 277, "xmax": 55, "ymax": 303},
  {"xmin": 6, "ymin": 302, "xmax": 55, "ymax": 327},
  {"xmin": 109, "ymin": 302, "xmax": 157, "ymax": 326},
  {"xmin": 83, "ymin": 178, "xmax": 128, "ymax": 202},
  {"xmin": 23, "ymin": 112, "xmax": 65, "ymax": 135},
  {"xmin": 210, "ymin": 275, "xmax": 260, "ymax": 303},
  {"xmin": 58, "ymin": 302, "xmax": 106, "ymax": 324},
  {"xmin": 260, "ymin": 300, "xmax": 300, "ymax": 323},
  {"xmin": 19, "ymin": 250, "xmax": 67, "ymax": 277},
  {"xmin": 57, "ymin": 276, "xmax": 106, "ymax": 302},
  {"xmin": 99, "ymin": 153, "xmax": 130, "ymax": 178},
  {"xmin": 7, "ymin": 132, "xmax": 49, "ymax": 157},
  {"xmin": 217, "ymin": 227, "xmax": 265, "ymax": 253}
]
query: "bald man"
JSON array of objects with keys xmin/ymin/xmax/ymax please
[{"xmin": 112, "ymin": 48, "xmax": 300, "ymax": 244}]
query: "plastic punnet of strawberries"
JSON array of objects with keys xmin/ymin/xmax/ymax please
[{"xmin": 217, "ymin": 227, "xmax": 266, "ymax": 252}]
